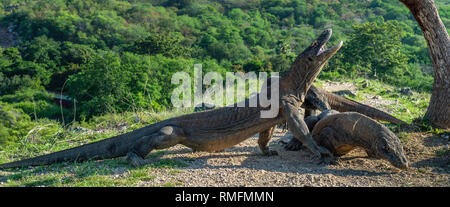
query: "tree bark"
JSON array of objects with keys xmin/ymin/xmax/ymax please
[{"xmin": 400, "ymin": 0, "xmax": 450, "ymax": 129}]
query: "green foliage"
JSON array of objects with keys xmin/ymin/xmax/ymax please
[
  {"xmin": 128, "ymin": 33, "xmax": 191, "ymax": 57},
  {"xmin": 0, "ymin": 47, "xmax": 50, "ymax": 93},
  {"xmin": 66, "ymin": 52, "xmax": 197, "ymax": 118},
  {"xmin": 325, "ymin": 20, "xmax": 433, "ymax": 92},
  {"xmin": 0, "ymin": 102, "xmax": 34, "ymax": 146},
  {"xmin": 330, "ymin": 21, "xmax": 409, "ymax": 77}
]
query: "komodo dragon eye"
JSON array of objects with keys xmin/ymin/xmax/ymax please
[
  {"xmin": 308, "ymin": 57, "xmax": 314, "ymax": 62},
  {"xmin": 381, "ymin": 145, "xmax": 391, "ymax": 153}
]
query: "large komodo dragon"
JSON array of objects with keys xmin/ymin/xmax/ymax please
[
  {"xmin": 283, "ymin": 110, "xmax": 409, "ymax": 169},
  {"xmin": 0, "ymin": 29, "xmax": 343, "ymax": 169}
]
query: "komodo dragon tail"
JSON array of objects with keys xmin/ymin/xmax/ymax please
[
  {"xmin": 323, "ymin": 90, "xmax": 406, "ymax": 125},
  {"xmin": 0, "ymin": 138, "xmax": 122, "ymax": 169},
  {"xmin": 0, "ymin": 124, "xmax": 158, "ymax": 169}
]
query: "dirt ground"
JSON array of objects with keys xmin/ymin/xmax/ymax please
[{"xmin": 136, "ymin": 128, "xmax": 449, "ymax": 187}]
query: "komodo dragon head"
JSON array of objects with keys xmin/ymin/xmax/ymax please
[
  {"xmin": 281, "ymin": 29, "xmax": 343, "ymax": 98},
  {"xmin": 370, "ymin": 128, "xmax": 409, "ymax": 169}
]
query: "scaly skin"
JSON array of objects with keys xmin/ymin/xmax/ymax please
[
  {"xmin": 0, "ymin": 29, "xmax": 343, "ymax": 169},
  {"xmin": 284, "ymin": 110, "xmax": 409, "ymax": 169}
]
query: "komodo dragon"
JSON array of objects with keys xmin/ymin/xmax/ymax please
[
  {"xmin": 302, "ymin": 85, "xmax": 405, "ymax": 125},
  {"xmin": 283, "ymin": 110, "xmax": 409, "ymax": 169},
  {"xmin": 0, "ymin": 29, "xmax": 343, "ymax": 169}
]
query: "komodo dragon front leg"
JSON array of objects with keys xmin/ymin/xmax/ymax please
[
  {"xmin": 124, "ymin": 126, "xmax": 185, "ymax": 167},
  {"xmin": 281, "ymin": 100, "xmax": 332, "ymax": 160}
]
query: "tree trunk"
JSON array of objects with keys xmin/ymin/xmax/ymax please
[{"xmin": 400, "ymin": 0, "xmax": 450, "ymax": 129}]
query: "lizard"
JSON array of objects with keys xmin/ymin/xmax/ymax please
[
  {"xmin": 301, "ymin": 85, "xmax": 406, "ymax": 125},
  {"xmin": 282, "ymin": 110, "xmax": 409, "ymax": 169},
  {"xmin": 0, "ymin": 29, "xmax": 343, "ymax": 169}
]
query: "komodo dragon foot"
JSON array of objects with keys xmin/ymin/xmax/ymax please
[
  {"xmin": 124, "ymin": 152, "xmax": 150, "ymax": 167},
  {"xmin": 283, "ymin": 138, "xmax": 304, "ymax": 151},
  {"xmin": 259, "ymin": 127, "xmax": 279, "ymax": 156}
]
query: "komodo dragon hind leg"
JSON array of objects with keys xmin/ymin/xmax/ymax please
[
  {"xmin": 258, "ymin": 127, "xmax": 278, "ymax": 156},
  {"xmin": 125, "ymin": 126, "xmax": 185, "ymax": 167}
]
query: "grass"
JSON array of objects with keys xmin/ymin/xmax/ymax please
[
  {"xmin": 0, "ymin": 109, "xmax": 192, "ymax": 187},
  {"xmin": 0, "ymin": 155, "xmax": 188, "ymax": 187},
  {"xmin": 436, "ymin": 149, "xmax": 449, "ymax": 157},
  {"xmin": 324, "ymin": 77, "xmax": 431, "ymax": 126},
  {"xmin": 0, "ymin": 78, "xmax": 443, "ymax": 187}
]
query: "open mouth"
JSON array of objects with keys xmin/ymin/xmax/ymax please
[
  {"xmin": 314, "ymin": 29, "xmax": 343, "ymax": 57},
  {"xmin": 317, "ymin": 41, "xmax": 343, "ymax": 56}
]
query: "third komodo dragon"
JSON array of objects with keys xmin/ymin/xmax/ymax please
[{"xmin": 302, "ymin": 85, "xmax": 405, "ymax": 125}]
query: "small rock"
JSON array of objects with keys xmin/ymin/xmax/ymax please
[
  {"xmin": 372, "ymin": 95, "xmax": 382, "ymax": 100},
  {"xmin": 333, "ymin": 90, "xmax": 356, "ymax": 98},
  {"xmin": 361, "ymin": 80, "xmax": 370, "ymax": 88},
  {"xmin": 194, "ymin": 102, "xmax": 216, "ymax": 112},
  {"xmin": 71, "ymin": 126, "xmax": 91, "ymax": 133},
  {"xmin": 119, "ymin": 125, "xmax": 128, "ymax": 131},
  {"xmin": 400, "ymin": 87, "xmax": 413, "ymax": 96},
  {"xmin": 400, "ymin": 108, "xmax": 410, "ymax": 113}
]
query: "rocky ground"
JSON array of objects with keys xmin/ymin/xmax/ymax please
[{"xmin": 133, "ymin": 128, "xmax": 448, "ymax": 187}]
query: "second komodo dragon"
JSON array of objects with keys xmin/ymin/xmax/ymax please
[
  {"xmin": 0, "ymin": 29, "xmax": 343, "ymax": 169},
  {"xmin": 283, "ymin": 110, "xmax": 409, "ymax": 169}
]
